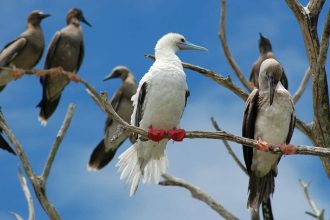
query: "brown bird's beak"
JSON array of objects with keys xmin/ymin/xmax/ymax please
[{"xmin": 268, "ymin": 74, "xmax": 277, "ymax": 106}]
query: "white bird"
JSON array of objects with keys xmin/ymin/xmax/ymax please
[
  {"xmin": 116, "ymin": 33, "xmax": 207, "ymax": 196},
  {"xmin": 242, "ymin": 58, "xmax": 295, "ymax": 211}
]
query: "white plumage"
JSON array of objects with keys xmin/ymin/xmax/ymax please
[{"xmin": 116, "ymin": 33, "xmax": 206, "ymax": 196}]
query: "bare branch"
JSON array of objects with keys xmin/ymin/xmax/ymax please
[
  {"xmin": 317, "ymin": 8, "xmax": 330, "ymax": 72},
  {"xmin": 210, "ymin": 117, "xmax": 248, "ymax": 175},
  {"xmin": 10, "ymin": 212, "xmax": 24, "ymax": 220},
  {"xmin": 0, "ymin": 104, "xmax": 76, "ymax": 220},
  {"xmin": 42, "ymin": 104, "xmax": 76, "ymax": 181},
  {"xmin": 307, "ymin": 0, "xmax": 326, "ymax": 16},
  {"xmin": 17, "ymin": 168, "xmax": 35, "ymax": 220},
  {"xmin": 293, "ymin": 67, "xmax": 312, "ymax": 103},
  {"xmin": 159, "ymin": 173, "xmax": 239, "ymax": 220},
  {"xmin": 295, "ymin": 118, "xmax": 313, "ymax": 139},
  {"xmin": 299, "ymin": 179, "xmax": 325, "ymax": 220},
  {"xmin": 145, "ymin": 54, "xmax": 249, "ymax": 101},
  {"xmin": 218, "ymin": 0, "xmax": 252, "ymax": 91}
]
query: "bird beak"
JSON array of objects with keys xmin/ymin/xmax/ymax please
[
  {"xmin": 268, "ymin": 74, "xmax": 277, "ymax": 106},
  {"xmin": 80, "ymin": 15, "xmax": 92, "ymax": 27},
  {"xmin": 103, "ymin": 73, "xmax": 116, "ymax": 81},
  {"xmin": 40, "ymin": 13, "xmax": 51, "ymax": 19},
  {"xmin": 177, "ymin": 41, "xmax": 208, "ymax": 51}
]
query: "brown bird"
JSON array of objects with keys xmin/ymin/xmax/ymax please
[
  {"xmin": 242, "ymin": 58, "xmax": 295, "ymax": 211},
  {"xmin": 88, "ymin": 66, "xmax": 137, "ymax": 171},
  {"xmin": 0, "ymin": 10, "xmax": 50, "ymax": 91},
  {"xmin": 249, "ymin": 33, "xmax": 288, "ymax": 89},
  {"xmin": 37, "ymin": 8, "xmax": 91, "ymax": 125}
]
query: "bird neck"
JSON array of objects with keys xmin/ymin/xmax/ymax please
[
  {"xmin": 155, "ymin": 49, "xmax": 181, "ymax": 65},
  {"xmin": 67, "ymin": 18, "xmax": 80, "ymax": 27},
  {"xmin": 124, "ymin": 73, "xmax": 136, "ymax": 83},
  {"xmin": 27, "ymin": 22, "xmax": 41, "ymax": 30}
]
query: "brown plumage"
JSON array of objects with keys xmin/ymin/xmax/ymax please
[
  {"xmin": 243, "ymin": 58, "xmax": 295, "ymax": 211},
  {"xmin": 37, "ymin": 8, "xmax": 91, "ymax": 125},
  {"xmin": 249, "ymin": 33, "xmax": 288, "ymax": 90},
  {"xmin": 88, "ymin": 66, "xmax": 137, "ymax": 171},
  {"xmin": 0, "ymin": 10, "xmax": 50, "ymax": 91}
]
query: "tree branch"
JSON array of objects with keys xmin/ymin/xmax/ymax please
[
  {"xmin": 293, "ymin": 67, "xmax": 312, "ymax": 104},
  {"xmin": 218, "ymin": 0, "xmax": 252, "ymax": 91},
  {"xmin": 159, "ymin": 173, "xmax": 239, "ymax": 220},
  {"xmin": 19, "ymin": 168, "xmax": 35, "ymax": 220},
  {"xmin": 210, "ymin": 117, "xmax": 248, "ymax": 175},
  {"xmin": 42, "ymin": 104, "xmax": 76, "ymax": 181},
  {"xmin": 145, "ymin": 54, "xmax": 249, "ymax": 101},
  {"xmin": 299, "ymin": 179, "xmax": 325, "ymax": 220},
  {"xmin": 0, "ymin": 104, "xmax": 76, "ymax": 220}
]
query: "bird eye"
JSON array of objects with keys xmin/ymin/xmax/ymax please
[{"xmin": 180, "ymin": 38, "xmax": 185, "ymax": 42}]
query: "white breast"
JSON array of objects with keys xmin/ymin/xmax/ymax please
[{"xmin": 252, "ymin": 86, "xmax": 293, "ymax": 176}]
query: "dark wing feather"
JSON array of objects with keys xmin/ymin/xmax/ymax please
[
  {"xmin": 286, "ymin": 106, "xmax": 296, "ymax": 144},
  {"xmin": 242, "ymin": 89, "xmax": 259, "ymax": 174},
  {"xmin": 135, "ymin": 82, "xmax": 147, "ymax": 127},
  {"xmin": 0, "ymin": 37, "xmax": 27, "ymax": 67},
  {"xmin": 104, "ymin": 89, "xmax": 123, "ymax": 131},
  {"xmin": 44, "ymin": 31, "xmax": 61, "ymax": 69},
  {"xmin": 185, "ymin": 90, "xmax": 190, "ymax": 107},
  {"xmin": 76, "ymin": 40, "xmax": 84, "ymax": 72},
  {"xmin": 280, "ymin": 70, "xmax": 289, "ymax": 90}
]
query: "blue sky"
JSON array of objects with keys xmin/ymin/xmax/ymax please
[{"xmin": 0, "ymin": 0, "xmax": 329, "ymax": 219}]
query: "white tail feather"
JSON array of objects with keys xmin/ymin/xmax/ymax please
[
  {"xmin": 116, "ymin": 140, "xmax": 168, "ymax": 196},
  {"xmin": 38, "ymin": 116, "xmax": 47, "ymax": 126}
]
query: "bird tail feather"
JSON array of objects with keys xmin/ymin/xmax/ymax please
[
  {"xmin": 0, "ymin": 134, "xmax": 16, "ymax": 155},
  {"xmin": 116, "ymin": 140, "xmax": 168, "ymax": 196},
  {"xmin": 87, "ymin": 138, "xmax": 124, "ymax": 171},
  {"xmin": 247, "ymin": 170, "xmax": 275, "ymax": 211},
  {"xmin": 37, "ymin": 95, "xmax": 61, "ymax": 126}
]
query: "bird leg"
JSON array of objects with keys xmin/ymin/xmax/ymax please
[
  {"xmin": 168, "ymin": 128, "xmax": 186, "ymax": 142},
  {"xmin": 147, "ymin": 126, "xmax": 167, "ymax": 142},
  {"xmin": 280, "ymin": 144, "xmax": 296, "ymax": 155},
  {"xmin": 68, "ymin": 73, "xmax": 81, "ymax": 82},
  {"xmin": 256, "ymin": 138, "xmax": 270, "ymax": 152}
]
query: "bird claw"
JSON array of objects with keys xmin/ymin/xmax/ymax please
[
  {"xmin": 148, "ymin": 127, "xmax": 167, "ymax": 142},
  {"xmin": 256, "ymin": 138, "xmax": 270, "ymax": 152},
  {"xmin": 168, "ymin": 128, "xmax": 186, "ymax": 142},
  {"xmin": 280, "ymin": 144, "xmax": 296, "ymax": 155},
  {"xmin": 12, "ymin": 71, "xmax": 24, "ymax": 79}
]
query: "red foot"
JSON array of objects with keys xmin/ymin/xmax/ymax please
[
  {"xmin": 68, "ymin": 73, "xmax": 81, "ymax": 83},
  {"xmin": 280, "ymin": 144, "xmax": 296, "ymax": 155},
  {"xmin": 168, "ymin": 128, "xmax": 186, "ymax": 142},
  {"xmin": 256, "ymin": 138, "xmax": 270, "ymax": 152},
  {"xmin": 148, "ymin": 127, "xmax": 167, "ymax": 142}
]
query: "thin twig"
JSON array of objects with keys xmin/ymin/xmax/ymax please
[
  {"xmin": 210, "ymin": 117, "xmax": 248, "ymax": 175},
  {"xmin": 17, "ymin": 168, "xmax": 35, "ymax": 220},
  {"xmin": 316, "ymin": 8, "xmax": 330, "ymax": 74},
  {"xmin": 42, "ymin": 104, "xmax": 76, "ymax": 181},
  {"xmin": 218, "ymin": 0, "xmax": 252, "ymax": 91},
  {"xmin": 299, "ymin": 179, "xmax": 325, "ymax": 220},
  {"xmin": 145, "ymin": 54, "xmax": 248, "ymax": 101},
  {"xmin": 293, "ymin": 67, "xmax": 312, "ymax": 103},
  {"xmin": 10, "ymin": 212, "xmax": 24, "ymax": 220},
  {"xmin": 159, "ymin": 173, "xmax": 239, "ymax": 220}
]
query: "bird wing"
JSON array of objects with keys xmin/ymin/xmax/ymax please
[
  {"xmin": 242, "ymin": 89, "xmax": 259, "ymax": 174},
  {"xmin": 286, "ymin": 105, "xmax": 296, "ymax": 144},
  {"xmin": 135, "ymin": 82, "xmax": 148, "ymax": 127},
  {"xmin": 280, "ymin": 69, "xmax": 289, "ymax": 90},
  {"xmin": 0, "ymin": 37, "xmax": 27, "ymax": 67},
  {"xmin": 76, "ymin": 39, "xmax": 84, "ymax": 72},
  {"xmin": 104, "ymin": 89, "xmax": 123, "ymax": 132},
  {"xmin": 44, "ymin": 31, "xmax": 61, "ymax": 70},
  {"xmin": 185, "ymin": 90, "xmax": 190, "ymax": 107}
]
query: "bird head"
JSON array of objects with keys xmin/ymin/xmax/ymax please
[
  {"xmin": 259, "ymin": 58, "xmax": 283, "ymax": 105},
  {"xmin": 27, "ymin": 10, "xmax": 50, "ymax": 26},
  {"xmin": 66, "ymin": 8, "xmax": 92, "ymax": 27},
  {"xmin": 155, "ymin": 33, "xmax": 207, "ymax": 58},
  {"xmin": 104, "ymin": 66, "xmax": 131, "ymax": 81},
  {"xmin": 258, "ymin": 33, "xmax": 272, "ymax": 54}
]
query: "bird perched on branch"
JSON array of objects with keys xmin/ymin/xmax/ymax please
[
  {"xmin": 116, "ymin": 33, "xmax": 207, "ymax": 196},
  {"xmin": 88, "ymin": 66, "xmax": 137, "ymax": 171},
  {"xmin": 249, "ymin": 33, "xmax": 288, "ymax": 89},
  {"xmin": 37, "ymin": 8, "xmax": 91, "ymax": 125},
  {"xmin": 242, "ymin": 58, "xmax": 295, "ymax": 211},
  {"xmin": 0, "ymin": 10, "xmax": 50, "ymax": 91}
]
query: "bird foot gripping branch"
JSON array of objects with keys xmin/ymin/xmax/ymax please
[
  {"xmin": 148, "ymin": 127, "xmax": 186, "ymax": 142},
  {"xmin": 256, "ymin": 138, "xmax": 270, "ymax": 152},
  {"xmin": 280, "ymin": 144, "xmax": 296, "ymax": 155}
]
